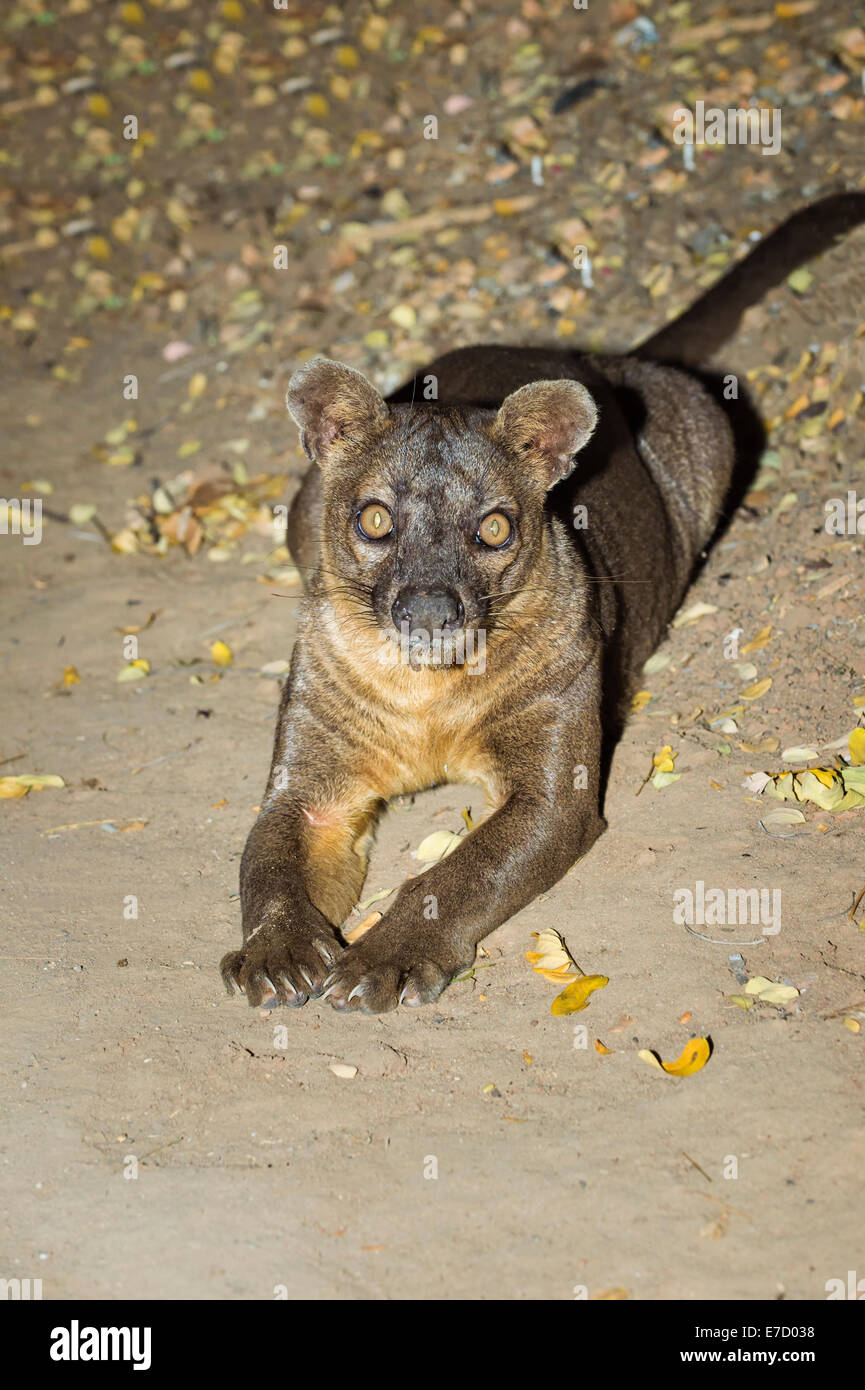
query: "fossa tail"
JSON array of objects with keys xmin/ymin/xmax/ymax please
[{"xmin": 638, "ymin": 190, "xmax": 865, "ymax": 368}]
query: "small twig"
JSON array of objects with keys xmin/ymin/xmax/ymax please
[
  {"xmin": 634, "ymin": 769, "xmax": 653, "ymax": 796},
  {"xmin": 684, "ymin": 923, "xmax": 765, "ymax": 946},
  {"xmin": 697, "ymin": 1192, "xmax": 752, "ymax": 1223},
  {"xmin": 138, "ymin": 1135, "xmax": 184, "ymax": 1164},
  {"xmin": 821, "ymin": 999, "xmax": 865, "ymax": 1020},
  {"xmin": 130, "ymin": 740, "xmax": 199, "ymax": 775},
  {"xmin": 682, "ymin": 1151, "xmax": 713, "ymax": 1183},
  {"xmin": 848, "ymin": 879, "xmax": 865, "ymax": 922},
  {"xmin": 198, "ymin": 602, "xmax": 265, "ymax": 640}
]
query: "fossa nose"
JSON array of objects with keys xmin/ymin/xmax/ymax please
[{"xmin": 391, "ymin": 587, "xmax": 465, "ymax": 635}]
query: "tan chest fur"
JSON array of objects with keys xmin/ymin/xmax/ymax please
[{"xmin": 319, "ymin": 605, "xmax": 503, "ymax": 809}]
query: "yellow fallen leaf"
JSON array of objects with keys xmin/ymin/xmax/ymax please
[
  {"xmin": 389, "ymin": 303, "xmax": 416, "ymax": 330},
  {"xmin": 114, "ymin": 611, "xmax": 159, "ymax": 636},
  {"xmin": 652, "ymin": 744, "xmax": 676, "ymax": 771},
  {"xmin": 756, "ymin": 984, "xmax": 799, "ymax": 1005},
  {"xmin": 843, "ymin": 1017, "xmax": 861, "ymax": 1033},
  {"xmin": 117, "ymin": 659, "xmax": 150, "ymax": 682},
  {"xmin": 87, "ymin": 235, "xmax": 111, "ymax": 261},
  {"xmin": 0, "ymin": 779, "xmax": 30, "ymax": 799},
  {"xmin": 741, "ymin": 624, "xmax": 772, "ymax": 654},
  {"xmin": 795, "ymin": 769, "xmax": 843, "ymax": 812},
  {"xmin": 594, "ymin": 1038, "xmax": 612, "ymax": 1055},
  {"xmin": 110, "ymin": 529, "xmax": 139, "ymax": 554},
  {"xmin": 760, "ymin": 807, "xmax": 806, "ymax": 833},
  {"xmin": 849, "ymin": 728, "xmax": 865, "ymax": 765},
  {"xmin": 211, "ymin": 639, "xmax": 233, "ymax": 667},
  {"xmin": 810, "ymin": 767, "xmax": 837, "ymax": 788},
  {"xmin": 188, "ymin": 69, "xmax": 214, "ymax": 94},
  {"xmin": 551, "ymin": 974, "xmax": 608, "ymax": 1016},
  {"xmin": 631, "ymin": 690, "xmax": 652, "ymax": 712},
  {"xmin": 415, "ymin": 829, "xmax": 462, "ymax": 863},
  {"xmin": 62, "ymin": 666, "xmax": 81, "ymax": 686},
  {"xmin": 653, "ymin": 770, "xmax": 681, "ymax": 790},
  {"xmin": 672, "ymin": 602, "xmax": 717, "ymax": 628},
  {"xmin": 741, "ymin": 736, "xmax": 779, "ymax": 754},
  {"xmin": 744, "ymin": 976, "xmax": 799, "ymax": 1005},
  {"xmin": 0, "ymin": 773, "xmax": 65, "ymax": 799},
  {"xmin": 526, "ymin": 927, "xmax": 577, "ymax": 982},
  {"xmin": 740, "ymin": 677, "xmax": 772, "ymax": 700},
  {"xmin": 638, "ymin": 1037, "xmax": 711, "ymax": 1076}
]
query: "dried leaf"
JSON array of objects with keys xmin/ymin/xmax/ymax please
[
  {"xmin": 0, "ymin": 773, "xmax": 65, "ymax": 799},
  {"xmin": 745, "ymin": 976, "xmax": 799, "ymax": 1005},
  {"xmin": 551, "ymin": 974, "xmax": 608, "ymax": 1016},
  {"xmin": 117, "ymin": 659, "xmax": 150, "ymax": 682},
  {"xmin": 672, "ymin": 602, "xmax": 718, "ymax": 629},
  {"xmin": 638, "ymin": 1037, "xmax": 711, "ymax": 1076},
  {"xmin": 849, "ymin": 728, "xmax": 865, "ymax": 765},
  {"xmin": 415, "ymin": 829, "xmax": 462, "ymax": 863},
  {"xmin": 760, "ymin": 807, "xmax": 807, "ymax": 834},
  {"xmin": 525, "ymin": 927, "xmax": 577, "ymax": 982},
  {"xmin": 211, "ymin": 640, "xmax": 233, "ymax": 667},
  {"xmin": 740, "ymin": 677, "xmax": 772, "ymax": 700}
]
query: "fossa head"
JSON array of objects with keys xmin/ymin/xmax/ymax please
[{"xmin": 287, "ymin": 357, "xmax": 598, "ymax": 667}]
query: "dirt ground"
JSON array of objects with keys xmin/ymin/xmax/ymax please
[{"xmin": 2, "ymin": 0, "xmax": 865, "ymax": 1301}]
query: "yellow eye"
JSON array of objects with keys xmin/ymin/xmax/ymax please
[
  {"xmin": 477, "ymin": 511, "xmax": 512, "ymax": 548},
  {"xmin": 357, "ymin": 503, "xmax": 394, "ymax": 540}
]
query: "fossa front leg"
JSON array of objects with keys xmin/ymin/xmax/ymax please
[
  {"xmin": 221, "ymin": 685, "xmax": 380, "ymax": 1008},
  {"xmin": 325, "ymin": 681, "xmax": 606, "ymax": 1014}
]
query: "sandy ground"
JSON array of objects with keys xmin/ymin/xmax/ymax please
[{"xmin": 2, "ymin": 0, "xmax": 865, "ymax": 1300}]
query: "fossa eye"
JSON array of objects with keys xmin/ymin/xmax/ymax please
[
  {"xmin": 477, "ymin": 511, "xmax": 512, "ymax": 549},
  {"xmin": 357, "ymin": 503, "xmax": 394, "ymax": 540}
]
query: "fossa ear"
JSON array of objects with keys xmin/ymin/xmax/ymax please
[
  {"xmin": 492, "ymin": 379, "xmax": 598, "ymax": 488},
  {"xmin": 286, "ymin": 357, "xmax": 389, "ymax": 466}
]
